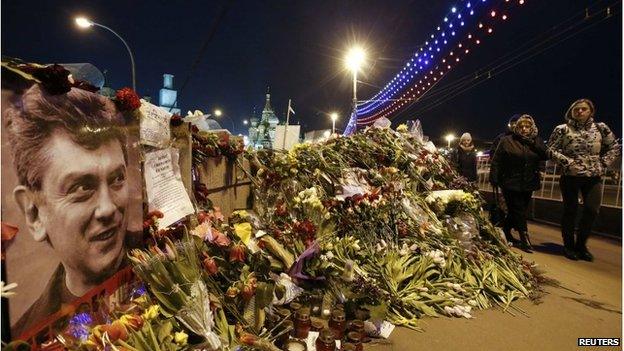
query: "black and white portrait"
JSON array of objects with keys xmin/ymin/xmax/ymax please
[{"xmin": 1, "ymin": 73, "xmax": 142, "ymax": 338}]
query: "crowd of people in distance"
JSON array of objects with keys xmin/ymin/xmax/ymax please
[{"xmin": 450, "ymin": 99, "xmax": 620, "ymax": 262}]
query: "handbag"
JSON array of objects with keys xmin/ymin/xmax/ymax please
[{"xmin": 488, "ymin": 187, "xmax": 507, "ymax": 227}]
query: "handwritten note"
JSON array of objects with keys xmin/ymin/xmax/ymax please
[{"xmin": 139, "ymin": 100, "xmax": 171, "ymax": 148}]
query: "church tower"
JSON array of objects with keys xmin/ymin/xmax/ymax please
[{"xmin": 159, "ymin": 74, "xmax": 181, "ymax": 114}]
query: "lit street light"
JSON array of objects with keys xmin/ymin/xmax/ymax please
[
  {"xmin": 243, "ymin": 119, "xmax": 249, "ymax": 126},
  {"xmin": 345, "ymin": 46, "xmax": 366, "ymax": 130},
  {"xmin": 330, "ymin": 112, "xmax": 338, "ymax": 134},
  {"xmin": 212, "ymin": 109, "xmax": 234, "ymax": 131},
  {"xmin": 445, "ymin": 133, "xmax": 456, "ymax": 148},
  {"xmin": 75, "ymin": 17, "xmax": 136, "ymax": 91}
]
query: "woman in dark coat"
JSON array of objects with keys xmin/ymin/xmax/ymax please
[
  {"xmin": 454, "ymin": 132, "xmax": 477, "ymax": 182},
  {"xmin": 489, "ymin": 114, "xmax": 547, "ymax": 252}
]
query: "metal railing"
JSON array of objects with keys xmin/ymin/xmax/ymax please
[{"xmin": 476, "ymin": 157, "xmax": 622, "ymax": 209}]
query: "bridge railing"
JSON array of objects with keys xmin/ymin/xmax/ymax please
[{"xmin": 476, "ymin": 156, "xmax": 622, "ymax": 209}]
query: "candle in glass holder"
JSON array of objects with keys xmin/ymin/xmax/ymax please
[
  {"xmin": 345, "ymin": 332, "xmax": 363, "ymax": 351},
  {"xmin": 284, "ymin": 339, "xmax": 307, "ymax": 351},
  {"xmin": 328, "ymin": 310, "xmax": 346, "ymax": 339},
  {"xmin": 293, "ymin": 309, "xmax": 311, "ymax": 339},
  {"xmin": 315, "ymin": 328, "xmax": 337, "ymax": 351},
  {"xmin": 340, "ymin": 343, "xmax": 357, "ymax": 351}
]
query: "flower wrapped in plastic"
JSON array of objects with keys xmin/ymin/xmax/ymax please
[{"xmin": 129, "ymin": 237, "xmax": 221, "ymax": 350}]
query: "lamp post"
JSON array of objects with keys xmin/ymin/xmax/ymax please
[
  {"xmin": 345, "ymin": 47, "xmax": 366, "ymax": 129},
  {"xmin": 75, "ymin": 17, "xmax": 136, "ymax": 91},
  {"xmin": 445, "ymin": 133, "xmax": 456, "ymax": 148},
  {"xmin": 330, "ymin": 112, "xmax": 338, "ymax": 134}
]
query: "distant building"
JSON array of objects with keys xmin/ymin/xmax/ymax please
[
  {"xmin": 159, "ymin": 74, "xmax": 181, "ymax": 114},
  {"xmin": 248, "ymin": 89, "xmax": 280, "ymax": 149}
]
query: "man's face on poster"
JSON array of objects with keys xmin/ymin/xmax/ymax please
[{"xmin": 22, "ymin": 131, "xmax": 129, "ymax": 282}]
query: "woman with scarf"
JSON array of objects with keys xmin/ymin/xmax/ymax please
[
  {"xmin": 547, "ymin": 99, "xmax": 620, "ymax": 261},
  {"xmin": 490, "ymin": 115, "xmax": 547, "ymax": 252},
  {"xmin": 453, "ymin": 132, "xmax": 478, "ymax": 182}
]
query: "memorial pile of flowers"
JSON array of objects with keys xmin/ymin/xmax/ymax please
[{"xmin": 68, "ymin": 125, "xmax": 540, "ymax": 351}]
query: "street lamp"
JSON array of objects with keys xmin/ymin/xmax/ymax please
[
  {"xmin": 345, "ymin": 46, "xmax": 366, "ymax": 128},
  {"xmin": 444, "ymin": 133, "xmax": 456, "ymax": 148},
  {"xmin": 212, "ymin": 109, "xmax": 234, "ymax": 131},
  {"xmin": 243, "ymin": 119, "xmax": 249, "ymax": 126},
  {"xmin": 75, "ymin": 17, "xmax": 136, "ymax": 91},
  {"xmin": 330, "ymin": 112, "xmax": 338, "ymax": 134}
]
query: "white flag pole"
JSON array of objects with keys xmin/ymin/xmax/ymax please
[{"xmin": 283, "ymin": 99, "xmax": 291, "ymax": 150}]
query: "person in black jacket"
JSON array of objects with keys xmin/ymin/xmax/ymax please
[
  {"xmin": 489, "ymin": 114, "xmax": 547, "ymax": 252},
  {"xmin": 489, "ymin": 114, "xmax": 521, "ymax": 160},
  {"xmin": 453, "ymin": 132, "xmax": 477, "ymax": 181}
]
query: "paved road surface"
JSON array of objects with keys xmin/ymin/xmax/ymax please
[{"xmin": 368, "ymin": 222, "xmax": 622, "ymax": 351}]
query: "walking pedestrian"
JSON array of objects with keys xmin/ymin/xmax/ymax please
[
  {"xmin": 547, "ymin": 99, "xmax": 620, "ymax": 261},
  {"xmin": 453, "ymin": 132, "xmax": 478, "ymax": 182},
  {"xmin": 489, "ymin": 115, "xmax": 547, "ymax": 252}
]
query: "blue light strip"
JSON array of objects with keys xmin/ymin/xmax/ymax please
[{"xmin": 357, "ymin": 0, "xmax": 482, "ymax": 118}]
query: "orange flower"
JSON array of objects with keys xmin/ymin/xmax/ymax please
[
  {"xmin": 101, "ymin": 321, "xmax": 128, "ymax": 342},
  {"xmin": 226, "ymin": 286, "xmax": 240, "ymax": 298},
  {"xmin": 239, "ymin": 332, "xmax": 258, "ymax": 345},
  {"xmin": 241, "ymin": 283, "xmax": 256, "ymax": 300}
]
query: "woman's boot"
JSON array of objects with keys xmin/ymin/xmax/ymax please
[
  {"xmin": 518, "ymin": 231, "xmax": 533, "ymax": 253},
  {"xmin": 563, "ymin": 232, "xmax": 578, "ymax": 260},
  {"xmin": 503, "ymin": 223, "xmax": 519, "ymax": 246},
  {"xmin": 575, "ymin": 231, "xmax": 594, "ymax": 262}
]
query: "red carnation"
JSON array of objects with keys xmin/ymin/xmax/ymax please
[
  {"xmin": 229, "ymin": 244, "xmax": 247, "ymax": 263},
  {"xmin": 170, "ymin": 114, "xmax": 184, "ymax": 126},
  {"xmin": 115, "ymin": 87, "xmax": 141, "ymax": 111},
  {"xmin": 197, "ymin": 211, "xmax": 210, "ymax": 224},
  {"xmin": 217, "ymin": 133, "xmax": 230, "ymax": 149},
  {"xmin": 275, "ymin": 201, "xmax": 288, "ymax": 216},
  {"xmin": 202, "ymin": 256, "xmax": 219, "ymax": 275}
]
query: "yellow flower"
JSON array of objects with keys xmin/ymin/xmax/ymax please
[
  {"xmin": 174, "ymin": 331, "xmax": 188, "ymax": 345},
  {"xmin": 233, "ymin": 222, "xmax": 252, "ymax": 244},
  {"xmin": 231, "ymin": 210, "xmax": 249, "ymax": 218},
  {"xmin": 141, "ymin": 305, "xmax": 160, "ymax": 321},
  {"xmin": 397, "ymin": 124, "xmax": 409, "ymax": 133}
]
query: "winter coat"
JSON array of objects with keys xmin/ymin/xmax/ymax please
[
  {"xmin": 489, "ymin": 134, "xmax": 548, "ymax": 192},
  {"xmin": 453, "ymin": 146, "xmax": 477, "ymax": 181},
  {"xmin": 547, "ymin": 117, "xmax": 620, "ymax": 177},
  {"xmin": 490, "ymin": 131, "xmax": 512, "ymax": 156}
]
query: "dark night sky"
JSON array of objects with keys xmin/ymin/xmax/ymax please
[{"xmin": 2, "ymin": 0, "xmax": 621, "ymax": 142}]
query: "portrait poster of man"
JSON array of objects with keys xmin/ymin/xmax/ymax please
[{"xmin": 1, "ymin": 63, "xmax": 143, "ymax": 339}]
